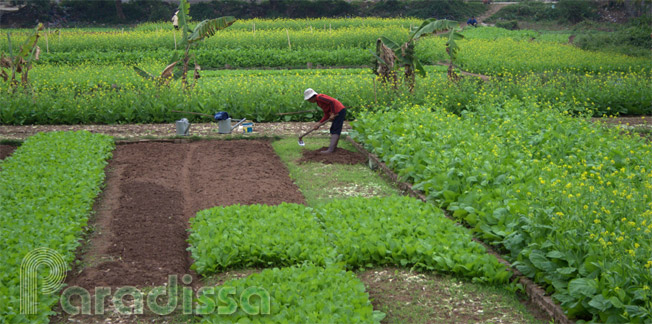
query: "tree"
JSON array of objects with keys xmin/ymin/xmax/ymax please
[
  {"xmin": 115, "ymin": 0, "xmax": 126, "ymax": 21},
  {"xmin": 133, "ymin": 0, "xmax": 235, "ymax": 89},
  {"xmin": 1, "ymin": 23, "xmax": 43, "ymax": 91},
  {"xmin": 373, "ymin": 18, "xmax": 463, "ymax": 91}
]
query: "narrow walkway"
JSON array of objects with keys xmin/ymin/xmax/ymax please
[
  {"xmin": 468, "ymin": 2, "xmax": 517, "ymax": 27},
  {"xmin": 0, "ymin": 122, "xmax": 352, "ymax": 140}
]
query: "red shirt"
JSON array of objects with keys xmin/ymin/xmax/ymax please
[{"xmin": 315, "ymin": 94, "xmax": 345, "ymax": 123}]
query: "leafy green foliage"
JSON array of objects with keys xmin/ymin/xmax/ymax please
[
  {"xmin": 133, "ymin": 0, "xmax": 235, "ymax": 88},
  {"xmin": 0, "ymin": 20, "xmax": 649, "ymax": 124},
  {"xmin": 1, "ymin": 23, "xmax": 44, "ymax": 87},
  {"xmin": 188, "ymin": 203, "xmax": 337, "ymax": 273},
  {"xmin": 0, "ymin": 131, "xmax": 114, "ymax": 324},
  {"xmin": 375, "ymin": 18, "xmax": 461, "ymax": 83},
  {"xmin": 2, "ymin": 63, "xmax": 648, "ymax": 125},
  {"xmin": 351, "ymin": 100, "xmax": 652, "ymax": 322},
  {"xmin": 316, "ymin": 196, "xmax": 511, "ymax": 284},
  {"xmin": 574, "ymin": 21, "xmax": 652, "ymax": 57},
  {"xmin": 495, "ymin": 20, "xmax": 519, "ymax": 31},
  {"xmin": 188, "ymin": 197, "xmax": 510, "ymax": 284},
  {"xmin": 409, "ymin": 19, "xmax": 458, "ymax": 42},
  {"xmin": 188, "ymin": 17, "xmax": 237, "ymax": 44},
  {"xmin": 198, "ymin": 264, "xmax": 384, "ymax": 323}
]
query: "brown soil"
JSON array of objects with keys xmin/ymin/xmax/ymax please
[
  {"xmin": 592, "ymin": 116, "xmax": 652, "ymax": 141},
  {"xmin": 298, "ymin": 146, "xmax": 367, "ymax": 165},
  {"xmin": 592, "ymin": 116, "xmax": 651, "ymax": 127},
  {"xmin": 477, "ymin": 2, "xmax": 515, "ymax": 24},
  {"xmin": 55, "ymin": 140, "xmax": 304, "ymax": 323},
  {"xmin": 0, "ymin": 145, "xmax": 16, "ymax": 160}
]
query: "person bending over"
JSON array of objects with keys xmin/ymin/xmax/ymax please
[{"xmin": 304, "ymin": 88, "xmax": 346, "ymax": 154}]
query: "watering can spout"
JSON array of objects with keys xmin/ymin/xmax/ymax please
[{"xmin": 231, "ymin": 118, "xmax": 247, "ymax": 131}]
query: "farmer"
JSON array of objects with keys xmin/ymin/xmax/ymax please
[
  {"xmin": 304, "ymin": 88, "xmax": 346, "ymax": 154},
  {"xmin": 172, "ymin": 10, "xmax": 179, "ymax": 30},
  {"xmin": 467, "ymin": 16, "xmax": 478, "ymax": 27}
]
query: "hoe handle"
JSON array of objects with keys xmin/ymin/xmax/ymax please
[{"xmin": 299, "ymin": 121, "xmax": 327, "ymax": 139}]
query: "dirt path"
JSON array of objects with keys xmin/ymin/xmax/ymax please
[
  {"xmin": 299, "ymin": 146, "xmax": 367, "ymax": 165},
  {"xmin": 55, "ymin": 140, "xmax": 305, "ymax": 323},
  {"xmin": 592, "ymin": 116, "xmax": 651, "ymax": 127},
  {"xmin": 0, "ymin": 145, "xmax": 16, "ymax": 160},
  {"xmin": 0, "ymin": 122, "xmax": 352, "ymax": 140},
  {"xmin": 471, "ymin": 2, "xmax": 516, "ymax": 26}
]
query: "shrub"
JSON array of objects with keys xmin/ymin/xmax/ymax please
[
  {"xmin": 496, "ymin": 20, "xmax": 519, "ymax": 30},
  {"xmin": 556, "ymin": 0, "xmax": 599, "ymax": 24}
]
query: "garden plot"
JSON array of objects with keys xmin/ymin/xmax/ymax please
[{"xmin": 59, "ymin": 140, "xmax": 304, "ymax": 321}]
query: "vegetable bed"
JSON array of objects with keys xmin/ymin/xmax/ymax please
[
  {"xmin": 189, "ymin": 196, "xmax": 510, "ymax": 284},
  {"xmin": 351, "ymin": 100, "xmax": 652, "ymax": 323},
  {"xmin": 198, "ymin": 264, "xmax": 384, "ymax": 324},
  {"xmin": 0, "ymin": 131, "xmax": 114, "ymax": 324}
]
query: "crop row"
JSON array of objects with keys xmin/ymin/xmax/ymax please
[
  {"xmin": 455, "ymin": 38, "xmax": 650, "ymax": 75},
  {"xmin": 0, "ymin": 131, "xmax": 114, "ymax": 324},
  {"xmin": 3, "ymin": 18, "xmax": 422, "ymax": 34},
  {"xmin": 188, "ymin": 196, "xmax": 511, "ymax": 284},
  {"xmin": 3, "ymin": 26, "xmax": 648, "ymax": 73},
  {"xmin": 1, "ymin": 65, "xmax": 648, "ymax": 125},
  {"xmin": 37, "ymin": 48, "xmax": 376, "ymax": 69},
  {"xmin": 1, "ymin": 26, "xmax": 410, "ymax": 52},
  {"xmin": 197, "ymin": 264, "xmax": 384, "ymax": 323},
  {"xmin": 351, "ymin": 100, "xmax": 652, "ymax": 322}
]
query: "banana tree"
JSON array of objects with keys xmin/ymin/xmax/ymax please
[
  {"xmin": 1, "ymin": 23, "xmax": 43, "ymax": 90},
  {"xmin": 373, "ymin": 19, "xmax": 463, "ymax": 90},
  {"xmin": 133, "ymin": 0, "xmax": 235, "ymax": 89}
]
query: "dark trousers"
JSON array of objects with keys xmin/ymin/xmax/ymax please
[{"xmin": 330, "ymin": 109, "xmax": 347, "ymax": 135}]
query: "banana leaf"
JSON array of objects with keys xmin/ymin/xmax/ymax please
[
  {"xmin": 132, "ymin": 66, "xmax": 155, "ymax": 81},
  {"xmin": 409, "ymin": 19, "xmax": 458, "ymax": 41},
  {"xmin": 446, "ymin": 31, "xmax": 464, "ymax": 60},
  {"xmin": 379, "ymin": 36, "xmax": 401, "ymax": 53},
  {"xmin": 414, "ymin": 58, "xmax": 426, "ymax": 77},
  {"xmin": 189, "ymin": 16, "xmax": 236, "ymax": 43},
  {"xmin": 368, "ymin": 49, "xmax": 388, "ymax": 65},
  {"xmin": 178, "ymin": 0, "xmax": 192, "ymax": 46}
]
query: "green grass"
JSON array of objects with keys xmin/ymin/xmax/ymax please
[
  {"xmin": 271, "ymin": 136, "xmax": 400, "ymax": 206},
  {"xmin": 360, "ymin": 268, "xmax": 545, "ymax": 324}
]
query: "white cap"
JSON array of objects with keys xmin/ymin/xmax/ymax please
[{"xmin": 304, "ymin": 88, "xmax": 318, "ymax": 101}]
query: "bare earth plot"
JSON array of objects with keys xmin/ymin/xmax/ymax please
[
  {"xmin": 52, "ymin": 140, "xmax": 305, "ymax": 323},
  {"xmin": 0, "ymin": 145, "xmax": 16, "ymax": 160}
]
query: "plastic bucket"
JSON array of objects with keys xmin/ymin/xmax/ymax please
[{"xmin": 242, "ymin": 122, "xmax": 254, "ymax": 133}]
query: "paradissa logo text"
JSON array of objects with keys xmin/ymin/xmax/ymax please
[
  {"xmin": 59, "ymin": 275, "xmax": 270, "ymax": 316},
  {"xmin": 21, "ymin": 248, "xmax": 270, "ymax": 316}
]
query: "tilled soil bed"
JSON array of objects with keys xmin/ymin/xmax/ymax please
[
  {"xmin": 56, "ymin": 140, "xmax": 305, "ymax": 322},
  {"xmin": 299, "ymin": 146, "xmax": 367, "ymax": 165},
  {"xmin": 0, "ymin": 145, "xmax": 16, "ymax": 160}
]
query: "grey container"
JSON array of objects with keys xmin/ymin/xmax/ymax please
[
  {"xmin": 217, "ymin": 118, "xmax": 232, "ymax": 134},
  {"xmin": 175, "ymin": 118, "xmax": 190, "ymax": 136}
]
